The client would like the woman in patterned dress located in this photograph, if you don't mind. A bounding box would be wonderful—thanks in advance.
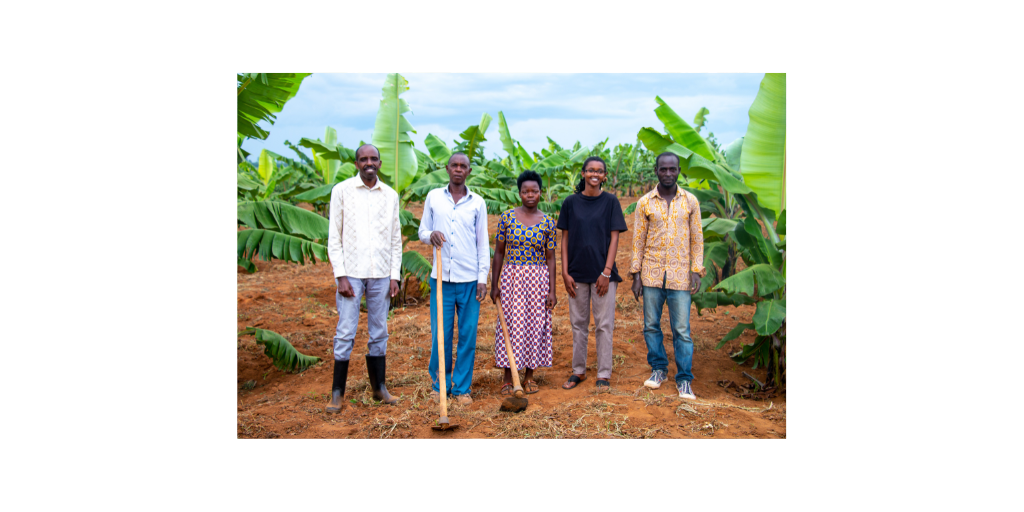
[490,170,558,395]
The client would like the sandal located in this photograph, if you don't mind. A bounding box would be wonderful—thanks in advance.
[524,380,539,394]
[596,379,610,392]
[500,383,513,396]
[562,374,586,390]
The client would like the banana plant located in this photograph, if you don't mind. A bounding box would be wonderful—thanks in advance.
[236,200,329,273]
[237,73,311,161]
[452,113,492,164]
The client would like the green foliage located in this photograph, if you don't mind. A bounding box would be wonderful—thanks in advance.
[237,73,311,141]
[753,299,786,336]
[402,250,433,284]
[713,263,785,298]
[740,73,786,216]
[238,327,320,372]
[371,73,418,193]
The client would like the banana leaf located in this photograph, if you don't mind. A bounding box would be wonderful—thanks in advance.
[459,113,492,162]
[777,209,786,236]
[517,142,534,169]
[654,96,716,161]
[424,134,452,164]
[713,263,785,297]
[237,73,311,140]
[257,149,276,185]
[237,200,329,241]
[402,250,433,284]
[723,137,744,172]
[693,107,710,132]
[741,73,786,216]
[371,73,418,193]
[716,322,755,349]
[291,182,337,204]
[753,299,786,336]
[407,170,450,198]
[238,327,320,372]
[237,229,327,266]
[743,216,783,268]
[497,111,520,173]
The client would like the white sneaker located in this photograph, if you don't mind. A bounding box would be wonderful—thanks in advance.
[644,370,667,389]
[677,380,696,400]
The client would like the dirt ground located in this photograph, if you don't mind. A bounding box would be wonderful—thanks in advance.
[237,197,785,439]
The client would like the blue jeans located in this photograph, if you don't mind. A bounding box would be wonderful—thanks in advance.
[642,285,694,383]
[428,278,480,395]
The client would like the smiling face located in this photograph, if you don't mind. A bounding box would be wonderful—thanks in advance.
[655,153,680,188]
[355,144,381,183]
[446,154,471,186]
[519,179,541,209]
[583,160,606,189]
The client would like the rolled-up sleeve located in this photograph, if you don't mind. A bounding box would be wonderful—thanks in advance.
[327,184,346,278]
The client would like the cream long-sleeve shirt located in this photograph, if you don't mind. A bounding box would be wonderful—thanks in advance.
[327,175,402,281]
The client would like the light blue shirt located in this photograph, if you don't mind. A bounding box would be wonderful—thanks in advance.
[418,185,490,283]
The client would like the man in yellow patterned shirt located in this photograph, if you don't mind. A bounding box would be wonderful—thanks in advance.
[629,152,705,400]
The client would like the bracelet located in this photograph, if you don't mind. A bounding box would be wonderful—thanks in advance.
[600,272,611,278]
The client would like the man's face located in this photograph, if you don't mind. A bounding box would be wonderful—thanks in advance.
[446,154,471,186]
[655,154,680,188]
[355,145,381,182]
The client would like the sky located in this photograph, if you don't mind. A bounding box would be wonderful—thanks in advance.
[241,73,766,162]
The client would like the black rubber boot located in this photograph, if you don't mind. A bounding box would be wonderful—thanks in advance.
[326,359,349,413]
[366,355,397,405]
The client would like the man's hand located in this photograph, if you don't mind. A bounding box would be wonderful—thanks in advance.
[337,276,354,298]
[476,283,487,302]
[490,285,500,304]
[562,272,577,299]
[689,272,702,294]
[631,273,643,301]
[546,290,557,310]
[429,231,447,247]
[390,279,400,298]
[596,274,610,297]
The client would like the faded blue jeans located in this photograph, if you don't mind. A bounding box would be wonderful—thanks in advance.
[642,285,694,383]
[428,278,480,396]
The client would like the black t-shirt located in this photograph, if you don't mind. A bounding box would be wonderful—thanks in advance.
[556,191,628,283]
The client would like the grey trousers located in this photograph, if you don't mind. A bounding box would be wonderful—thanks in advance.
[568,281,617,379]
[333,277,389,361]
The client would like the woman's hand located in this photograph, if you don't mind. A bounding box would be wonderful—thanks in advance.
[562,272,577,298]
[490,285,500,304]
[546,290,557,310]
[596,274,610,297]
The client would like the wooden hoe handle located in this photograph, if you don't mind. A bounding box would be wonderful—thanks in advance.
[435,247,448,420]
[495,296,524,397]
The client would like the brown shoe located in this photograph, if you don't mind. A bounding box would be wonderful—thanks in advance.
[455,394,473,406]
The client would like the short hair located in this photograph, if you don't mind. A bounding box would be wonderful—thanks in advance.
[655,151,680,168]
[355,144,380,159]
[447,152,469,165]
[517,170,543,191]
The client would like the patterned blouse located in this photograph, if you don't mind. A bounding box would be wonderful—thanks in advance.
[496,209,556,266]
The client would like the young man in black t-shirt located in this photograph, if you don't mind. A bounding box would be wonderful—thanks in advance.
[556,157,628,392]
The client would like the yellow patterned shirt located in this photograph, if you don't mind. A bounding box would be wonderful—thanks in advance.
[629,187,705,290]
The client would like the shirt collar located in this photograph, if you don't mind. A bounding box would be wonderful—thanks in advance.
[443,184,474,200]
[355,176,382,190]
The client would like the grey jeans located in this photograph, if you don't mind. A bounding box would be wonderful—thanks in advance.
[568,281,617,379]
[333,277,389,361]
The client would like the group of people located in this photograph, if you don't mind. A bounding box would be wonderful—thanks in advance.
[323,144,705,413]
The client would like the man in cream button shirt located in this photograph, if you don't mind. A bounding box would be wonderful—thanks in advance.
[325,144,402,412]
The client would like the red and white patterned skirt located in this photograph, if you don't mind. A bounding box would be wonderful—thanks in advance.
[494,264,553,369]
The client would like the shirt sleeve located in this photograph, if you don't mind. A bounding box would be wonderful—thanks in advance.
[555,196,571,231]
[687,193,705,276]
[327,184,346,278]
[496,211,507,243]
[629,196,648,275]
[418,190,433,244]
[391,190,402,281]
[476,198,490,283]
[609,193,628,232]
[546,218,556,250]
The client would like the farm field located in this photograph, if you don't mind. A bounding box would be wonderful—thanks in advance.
[236,197,786,439]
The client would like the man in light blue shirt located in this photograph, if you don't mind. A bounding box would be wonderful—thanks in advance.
[418,152,490,405]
